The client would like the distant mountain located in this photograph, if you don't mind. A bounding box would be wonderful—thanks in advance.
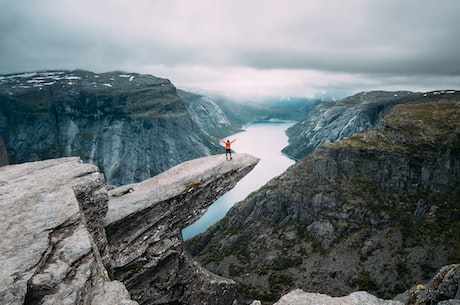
[0,70,240,185]
[0,70,318,185]
[282,90,459,160]
[188,92,460,303]
[209,94,320,125]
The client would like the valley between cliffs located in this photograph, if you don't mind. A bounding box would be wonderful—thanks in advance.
[188,96,460,304]
[0,70,240,186]
[1,71,459,305]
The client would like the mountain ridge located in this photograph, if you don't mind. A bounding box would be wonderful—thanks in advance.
[282,90,459,160]
[0,70,241,185]
[188,96,460,303]
[0,69,316,185]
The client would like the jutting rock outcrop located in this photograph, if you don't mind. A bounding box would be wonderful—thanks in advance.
[105,153,259,305]
[0,70,238,185]
[0,153,259,305]
[189,97,460,303]
[395,264,460,305]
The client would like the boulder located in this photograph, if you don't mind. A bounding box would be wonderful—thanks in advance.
[0,157,136,305]
[395,264,460,305]
[273,289,402,305]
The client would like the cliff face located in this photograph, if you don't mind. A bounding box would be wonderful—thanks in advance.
[273,264,460,305]
[282,90,459,160]
[0,153,259,305]
[0,70,237,185]
[105,153,259,305]
[0,134,8,166]
[0,157,136,305]
[188,98,460,303]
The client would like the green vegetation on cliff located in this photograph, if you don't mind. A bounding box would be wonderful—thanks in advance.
[188,97,460,304]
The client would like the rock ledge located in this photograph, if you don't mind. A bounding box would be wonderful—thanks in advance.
[0,153,259,305]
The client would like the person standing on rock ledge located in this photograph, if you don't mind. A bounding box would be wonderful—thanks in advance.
[221,139,236,160]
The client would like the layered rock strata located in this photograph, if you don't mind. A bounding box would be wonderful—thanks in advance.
[0,70,237,185]
[0,153,259,305]
[105,153,259,305]
[0,157,135,305]
[189,100,460,302]
[283,90,459,160]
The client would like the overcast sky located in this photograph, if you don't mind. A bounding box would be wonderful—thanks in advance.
[1,0,460,99]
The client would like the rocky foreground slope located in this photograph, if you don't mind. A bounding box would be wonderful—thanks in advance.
[0,70,239,185]
[189,97,460,303]
[0,153,259,305]
[271,262,459,305]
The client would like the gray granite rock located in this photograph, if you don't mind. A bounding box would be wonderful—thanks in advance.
[273,289,402,305]
[0,153,259,305]
[395,264,460,305]
[105,153,259,305]
[0,157,136,305]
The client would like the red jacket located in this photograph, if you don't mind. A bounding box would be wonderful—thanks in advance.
[222,139,236,149]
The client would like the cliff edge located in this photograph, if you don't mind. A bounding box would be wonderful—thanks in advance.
[0,153,259,305]
[105,153,259,304]
[283,90,459,160]
[0,70,239,185]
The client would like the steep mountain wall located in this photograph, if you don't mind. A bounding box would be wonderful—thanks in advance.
[188,98,460,303]
[282,90,459,160]
[0,70,237,185]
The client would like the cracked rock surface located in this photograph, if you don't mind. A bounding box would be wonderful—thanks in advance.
[0,157,135,305]
[105,153,259,305]
[0,153,259,305]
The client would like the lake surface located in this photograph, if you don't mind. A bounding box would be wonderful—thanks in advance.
[182,120,296,240]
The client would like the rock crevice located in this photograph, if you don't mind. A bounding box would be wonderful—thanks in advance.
[0,153,259,305]
[105,153,259,305]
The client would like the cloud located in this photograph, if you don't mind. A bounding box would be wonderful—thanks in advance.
[1,0,460,98]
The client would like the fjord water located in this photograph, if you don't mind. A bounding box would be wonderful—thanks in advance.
[182,120,296,240]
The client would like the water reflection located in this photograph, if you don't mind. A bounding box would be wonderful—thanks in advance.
[182,121,296,240]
